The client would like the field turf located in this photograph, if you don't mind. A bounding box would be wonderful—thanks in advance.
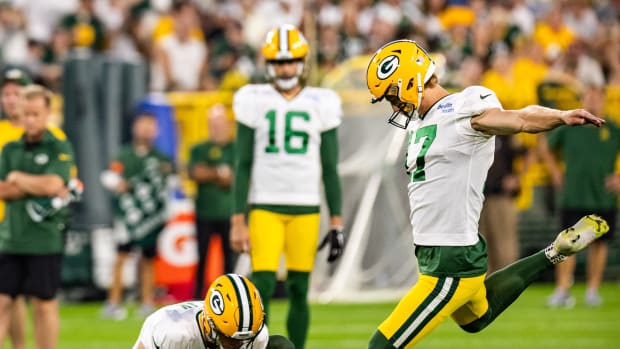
[13,283,619,348]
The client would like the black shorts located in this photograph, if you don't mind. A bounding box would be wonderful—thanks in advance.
[0,253,63,300]
[117,243,157,259]
[561,209,616,242]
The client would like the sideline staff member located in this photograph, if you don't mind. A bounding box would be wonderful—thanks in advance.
[0,85,75,349]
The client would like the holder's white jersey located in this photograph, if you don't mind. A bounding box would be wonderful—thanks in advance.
[233,84,342,206]
[133,301,269,349]
[405,86,502,246]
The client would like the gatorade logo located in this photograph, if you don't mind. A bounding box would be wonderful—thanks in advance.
[377,55,399,80]
[158,213,197,267]
[210,290,225,315]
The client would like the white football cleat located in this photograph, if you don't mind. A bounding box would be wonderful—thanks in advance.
[545,215,609,264]
[554,215,609,254]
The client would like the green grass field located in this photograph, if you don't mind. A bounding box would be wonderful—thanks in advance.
[14,283,620,348]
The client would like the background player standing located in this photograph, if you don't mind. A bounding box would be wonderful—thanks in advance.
[230,24,345,349]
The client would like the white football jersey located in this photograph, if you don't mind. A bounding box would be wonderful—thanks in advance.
[233,84,342,206]
[133,301,269,349]
[405,86,502,246]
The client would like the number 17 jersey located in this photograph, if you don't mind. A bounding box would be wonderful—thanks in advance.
[405,86,501,247]
[233,84,342,206]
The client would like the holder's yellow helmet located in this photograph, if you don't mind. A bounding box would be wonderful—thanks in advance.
[202,274,265,349]
[366,40,436,128]
[262,24,309,90]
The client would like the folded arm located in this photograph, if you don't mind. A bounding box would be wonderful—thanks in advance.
[0,181,26,200]
[6,171,65,197]
[189,164,218,183]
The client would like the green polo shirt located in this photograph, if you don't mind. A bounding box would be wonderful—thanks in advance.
[0,130,74,254]
[113,145,172,247]
[547,121,620,210]
[189,141,234,220]
[114,145,171,182]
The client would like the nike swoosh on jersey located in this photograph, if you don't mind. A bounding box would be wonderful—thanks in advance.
[153,338,161,349]
[480,94,492,99]
[58,153,71,161]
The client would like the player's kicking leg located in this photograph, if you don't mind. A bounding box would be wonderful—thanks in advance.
[459,214,609,333]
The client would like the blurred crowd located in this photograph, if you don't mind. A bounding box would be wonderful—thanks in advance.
[0,0,619,101]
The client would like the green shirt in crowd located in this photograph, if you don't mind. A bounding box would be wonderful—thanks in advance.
[0,130,75,254]
[547,120,620,210]
[112,145,172,247]
[189,141,234,220]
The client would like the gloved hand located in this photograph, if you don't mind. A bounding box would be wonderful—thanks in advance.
[318,226,345,263]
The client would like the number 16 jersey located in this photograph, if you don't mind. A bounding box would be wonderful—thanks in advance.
[233,84,342,207]
[405,86,501,247]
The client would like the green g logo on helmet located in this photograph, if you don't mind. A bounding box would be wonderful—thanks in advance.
[377,55,399,80]
[209,290,224,315]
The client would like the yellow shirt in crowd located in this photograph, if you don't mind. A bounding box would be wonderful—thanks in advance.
[534,23,575,56]
[152,16,204,43]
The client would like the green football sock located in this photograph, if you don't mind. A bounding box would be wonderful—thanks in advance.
[461,250,552,332]
[368,330,394,349]
[252,271,277,324]
[286,271,310,349]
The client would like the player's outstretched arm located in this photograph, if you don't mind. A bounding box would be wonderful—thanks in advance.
[471,106,605,135]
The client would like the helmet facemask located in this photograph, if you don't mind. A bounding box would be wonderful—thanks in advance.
[203,274,266,349]
[373,72,424,129]
[266,58,305,91]
[206,316,262,349]
[262,25,309,92]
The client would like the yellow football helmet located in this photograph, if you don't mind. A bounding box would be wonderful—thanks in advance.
[366,40,436,128]
[262,24,309,91]
[201,274,265,349]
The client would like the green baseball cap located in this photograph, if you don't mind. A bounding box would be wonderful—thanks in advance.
[1,68,32,87]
